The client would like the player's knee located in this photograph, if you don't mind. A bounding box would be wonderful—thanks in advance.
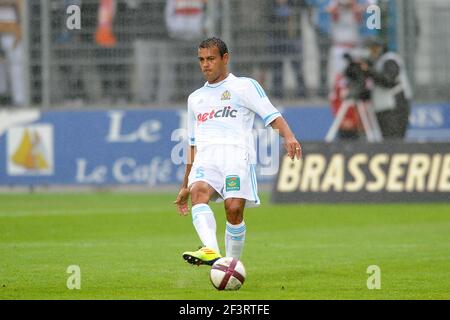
[225,204,244,224]
[190,183,210,205]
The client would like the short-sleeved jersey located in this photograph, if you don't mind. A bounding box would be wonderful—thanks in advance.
[187,73,281,161]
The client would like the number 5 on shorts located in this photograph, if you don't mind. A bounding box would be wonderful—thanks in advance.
[195,168,205,179]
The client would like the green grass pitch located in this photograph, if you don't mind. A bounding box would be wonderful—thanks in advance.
[0,193,449,300]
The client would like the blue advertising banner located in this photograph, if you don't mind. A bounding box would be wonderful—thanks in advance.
[0,109,185,186]
[406,103,450,142]
[1,103,449,186]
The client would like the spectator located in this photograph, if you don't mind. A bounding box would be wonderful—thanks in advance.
[93,1,134,103]
[164,0,208,101]
[306,0,332,98]
[361,37,413,139]
[327,0,364,91]
[268,0,307,99]
[0,0,24,107]
[95,0,116,48]
[165,0,208,41]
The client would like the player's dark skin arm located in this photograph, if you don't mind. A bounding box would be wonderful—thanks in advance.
[174,146,196,215]
[270,116,302,160]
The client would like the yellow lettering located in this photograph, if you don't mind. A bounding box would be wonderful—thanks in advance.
[405,154,430,192]
[300,154,326,192]
[367,154,389,192]
[321,154,344,192]
[386,154,409,192]
[345,154,368,192]
[427,154,442,192]
[438,154,450,192]
[277,156,302,192]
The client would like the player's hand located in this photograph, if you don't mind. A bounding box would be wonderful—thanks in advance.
[284,136,302,161]
[174,187,190,216]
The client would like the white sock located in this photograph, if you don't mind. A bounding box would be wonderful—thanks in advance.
[191,204,220,254]
[225,221,246,259]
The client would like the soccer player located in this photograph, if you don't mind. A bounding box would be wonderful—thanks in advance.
[174,37,302,266]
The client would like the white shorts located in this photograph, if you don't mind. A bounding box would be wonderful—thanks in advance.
[188,145,261,208]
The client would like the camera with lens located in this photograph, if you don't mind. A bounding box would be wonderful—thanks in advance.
[343,53,371,101]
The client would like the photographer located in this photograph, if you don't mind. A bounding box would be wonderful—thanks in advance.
[360,38,413,139]
[329,53,371,140]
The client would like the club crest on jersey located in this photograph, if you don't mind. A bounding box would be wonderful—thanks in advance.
[196,106,238,123]
[221,90,231,100]
[225,175,240,191]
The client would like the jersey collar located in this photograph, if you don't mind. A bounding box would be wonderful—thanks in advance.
[204,73,235,88]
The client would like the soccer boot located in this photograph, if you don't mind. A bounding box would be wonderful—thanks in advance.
[182,247,222,266]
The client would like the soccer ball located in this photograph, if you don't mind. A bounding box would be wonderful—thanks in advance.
[210,257,246,290]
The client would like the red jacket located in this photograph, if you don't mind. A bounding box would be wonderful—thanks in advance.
[330,74,362,131]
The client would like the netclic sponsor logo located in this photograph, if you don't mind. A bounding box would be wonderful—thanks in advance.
[197,106,238,123]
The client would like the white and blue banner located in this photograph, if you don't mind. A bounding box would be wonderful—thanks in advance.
[406,103,450,142]
[0,109,183,186]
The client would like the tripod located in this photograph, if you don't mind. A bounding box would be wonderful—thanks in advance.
[326,98,383,142]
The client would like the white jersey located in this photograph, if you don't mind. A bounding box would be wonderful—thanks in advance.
[330,8,360,45]
[187,73,281,162]
[165,0,206,40]
[0,6,17,23]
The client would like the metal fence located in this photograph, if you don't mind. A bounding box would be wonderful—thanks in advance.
[3,0,450,108]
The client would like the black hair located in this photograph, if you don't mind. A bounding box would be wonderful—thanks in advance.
[198,37,229,57]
